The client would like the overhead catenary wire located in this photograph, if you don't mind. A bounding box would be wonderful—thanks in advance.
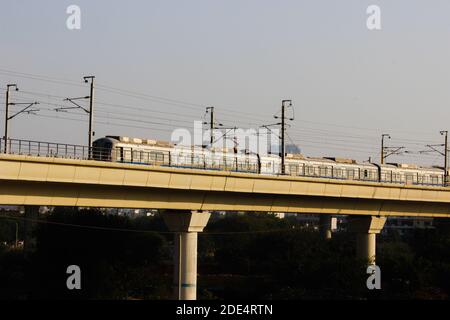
[0,68,446,133]
[0,75,444,142]
[0,106,442,164]
[9,91,440,149]
[1,68,447,166]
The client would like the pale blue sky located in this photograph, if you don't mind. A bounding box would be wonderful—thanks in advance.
[1,0,450,165]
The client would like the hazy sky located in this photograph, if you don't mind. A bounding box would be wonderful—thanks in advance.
[1,0,450,165]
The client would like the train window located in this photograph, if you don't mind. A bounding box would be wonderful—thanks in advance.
[148,152,163,163]
[298,165,305,176]
[382,172,392,182]
[335,168,343,177]
[385,172,390,182]
[363,170,368,178]
[157,152,165,162]
[347,169,354,179]
[289,164,299,176]
[405,174,414,185]
[431,176,439,185]
[306,166,315,176]
[319,166,327,177]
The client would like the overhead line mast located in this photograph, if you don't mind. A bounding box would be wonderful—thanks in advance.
[58,76,95,158]
[380,133,405,165]
[419,130,448,186]
[274,100,293,175]
[3,84,39,154]
[204,107,223,148]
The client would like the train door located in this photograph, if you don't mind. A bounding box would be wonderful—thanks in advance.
[431,175,439,185]
[347,168,355,180]
[405,174,414,185]
[289,164,299,176]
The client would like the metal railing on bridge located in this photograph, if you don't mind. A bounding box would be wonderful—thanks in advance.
[0,138,260,173]
[0,138,446,187]
[0,138,90,160]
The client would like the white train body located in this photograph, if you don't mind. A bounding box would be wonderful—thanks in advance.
[93,136,446,186]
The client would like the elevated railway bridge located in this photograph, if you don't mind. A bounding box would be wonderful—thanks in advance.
[1,138,450,299]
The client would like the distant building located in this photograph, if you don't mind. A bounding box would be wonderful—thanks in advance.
[384,217,434,235]
[269,143,301,155]
[286,144,301,154]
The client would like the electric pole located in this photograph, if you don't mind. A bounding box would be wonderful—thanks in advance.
[206,106,215,145]
[204,107,223,148]
[85,76,95,157]
[419,131,449,186]
[381,134,405,164]
[4,84,39,154]
[442,130,448,186]
[4,84,17,153]
[275,100,293,175]
[381,134,390,164]
[58,75,95,158]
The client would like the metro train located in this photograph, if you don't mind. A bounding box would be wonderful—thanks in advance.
[93,136,447,186]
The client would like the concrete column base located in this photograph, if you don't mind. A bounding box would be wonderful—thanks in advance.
[319,214,333,240]
[162,210,211,300]
[348,216,386,265]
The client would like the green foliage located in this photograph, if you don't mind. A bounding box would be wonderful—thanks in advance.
[1,210,450,299]
[0,208,170,299]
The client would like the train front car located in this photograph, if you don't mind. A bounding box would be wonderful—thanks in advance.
[93,136,172,166]
[92,136,119,162]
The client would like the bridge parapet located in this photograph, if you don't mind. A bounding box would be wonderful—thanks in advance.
[1,154,450,217]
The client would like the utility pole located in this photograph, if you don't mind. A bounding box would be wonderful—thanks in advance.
[4,84,17,153]
[381,134,390,164]
[275,100,293,175]
[381,134,405,165]
[204,107,223,148]
[206,106,215,145]
[85,76,95,156]
[281,101,285,174]
[419,131,449,186]
[58,75,95,158]
[4,84,39,154]
[442,130,448,186]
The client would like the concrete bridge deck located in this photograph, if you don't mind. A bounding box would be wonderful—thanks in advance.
[1,154,450,217]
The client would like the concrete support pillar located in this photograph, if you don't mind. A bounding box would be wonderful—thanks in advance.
[348,216,386,265]
[319,214,333,240]
[23,205,39,256]
[162,210,211,300]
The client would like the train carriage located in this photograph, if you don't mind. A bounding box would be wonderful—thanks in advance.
[93,136,446,187]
